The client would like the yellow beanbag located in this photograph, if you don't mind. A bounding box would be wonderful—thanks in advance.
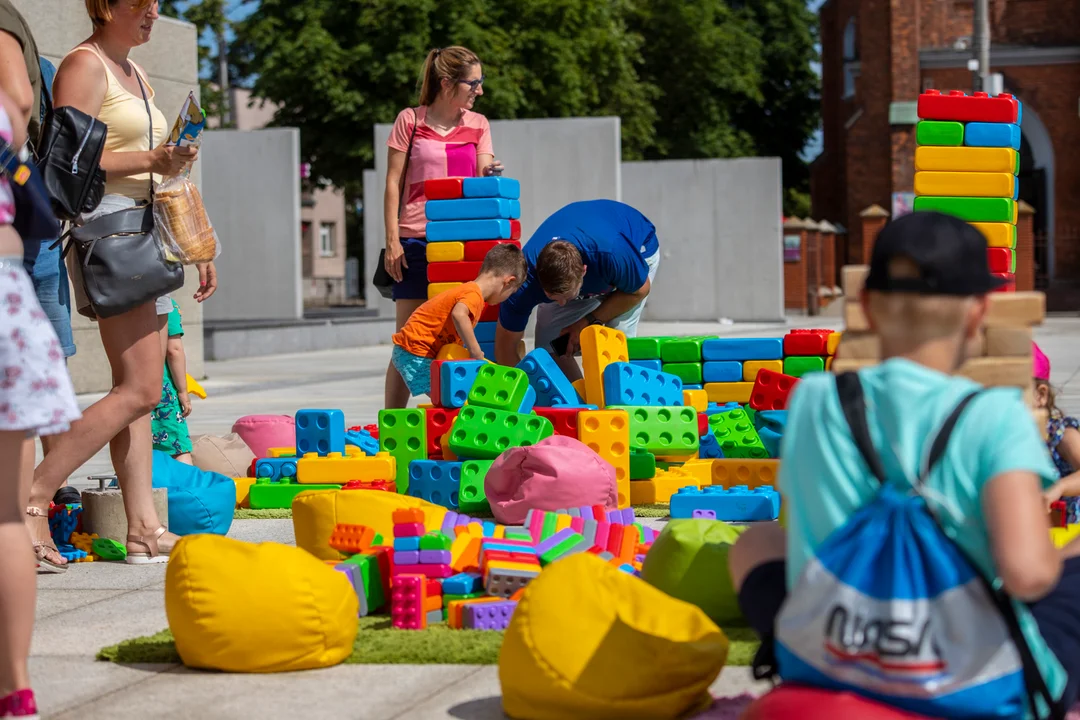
[166,535,358,672]
[499,553,728,719]
[292,488,449,561]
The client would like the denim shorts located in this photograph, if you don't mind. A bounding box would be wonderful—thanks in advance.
[391,238,430,301]
[22,239,75,358]
[391,344,433,398]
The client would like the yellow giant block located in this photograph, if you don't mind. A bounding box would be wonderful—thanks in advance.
[296,451,396,484]
[743,360,782,382]
[914,171,1015,198]
[579,326,629,408]
[427,281,461,300]
[705,382,754,404]
[914,146,1018,174]
[972,222,1017,249]
[578,409,631,508]
[427,241,465,262]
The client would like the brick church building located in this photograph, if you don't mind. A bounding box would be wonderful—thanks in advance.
[810,0,1080,306]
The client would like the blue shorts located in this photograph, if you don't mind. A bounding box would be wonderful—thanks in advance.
[391,344,432,398]
[391,238,429,301]
[22,239,75,358]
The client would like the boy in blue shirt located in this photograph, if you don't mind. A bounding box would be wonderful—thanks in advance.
[494,199,660,378]
[729,211,1080,715]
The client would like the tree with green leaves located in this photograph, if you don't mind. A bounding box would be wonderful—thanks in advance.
[158,0,233,126]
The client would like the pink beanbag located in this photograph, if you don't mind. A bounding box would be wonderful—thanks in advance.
[231,415,295,459]
[742,685,933,720]
[484,435,617,525]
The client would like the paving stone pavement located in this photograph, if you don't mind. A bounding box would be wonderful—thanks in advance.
[31,316,1080,718]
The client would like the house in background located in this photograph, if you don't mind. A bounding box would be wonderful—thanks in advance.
[811,0,1080,308]
[223,87,348,307]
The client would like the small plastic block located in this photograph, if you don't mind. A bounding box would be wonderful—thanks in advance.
[424,178,463,200]
[395,550,420,566]
[394,563,454,578]
[394,536,421,552]
[420,549,452,564]
[341,479,396,493]
[710,458,779,489]
[699,430,725,459]
[248,483,339,509]
[580,325,629,408]
[662,362,703,385]
[660,337,707,363]
[329,524,376,555]
[447,406,554,459]
[426,260,481,283]
[394,523,425,538]
[426,219,513,242]
[343,428,380,456]
[426,197,521,222]
[709,408,768,459]
[406,460,461,509]
[444,572,483,595]
[602,362,683,407]
[255,457,298,482]
[912,196,1016,223]
[914,171,1015,198]
[419,532,452,551]
[916,90,1019,124]
[485,566,539,597]
[439,360,486,408]
[623,406,699,456]
[704,382,754,404]
[627,336,674,360]
[426,241,465,263]
[450,534,481,572]
[914,146,1017,174]
[464,600,518,630]
[783,329,831,356]
[964,122,1022,150]
[459,459,494,514]
[629,447,656,480]
[504,527,532,542]
[463,239,522,261]
[379,409,428,493]
[295,409,346,457]
[703,361,742,383]
[782,356,824,378]
[670,485,781,521]
[532,407,581,438]
[461,176,521,199]
[916,120,964,146]
[424,407,460,455]
[391,574,426,629]
[468,364,531,412]
[988,247,1015,274]
[701,337,783,362]
[972,222,1017,249]
[296,452,396,484]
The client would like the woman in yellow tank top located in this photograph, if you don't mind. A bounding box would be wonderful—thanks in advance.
[24,0,219,570]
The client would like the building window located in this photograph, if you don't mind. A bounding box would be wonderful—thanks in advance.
[842,18,859,99]
[319,222,336,257]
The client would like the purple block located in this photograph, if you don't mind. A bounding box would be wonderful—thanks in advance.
[441,511,459,537]
[464,600,518,630]
[535,528,577,555]
[579,506,591,518]
[619,508,636,525]
[692,509,717,520]
[395,550,420,565]
[606,510,620,524]
[420,549,452,564]
[455,515,471,527]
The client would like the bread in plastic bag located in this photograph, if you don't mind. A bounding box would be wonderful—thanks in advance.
[153,175,220,265]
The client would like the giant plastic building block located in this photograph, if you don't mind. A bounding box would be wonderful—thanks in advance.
[913,196,1016,223]
[743,360,783,382]
[663,363,703,385]
[424,178,463,199]
[426,260,481,283]
[467,363,531,412]
[474,322,498,344]
[702,361,742,383]
[407,460,462,509]
[699,430,724,460]
[391,574,427,629]
[425,407,459,455]
[988,248,1015,274]
[602,362,683,407]
[248,482,339,509]
[627,336,674,360]
[447,406,554,459]
[532,406,581,438]
[710,458,779,489]
[378,409,428,493]
[459,460,494,514]
[914,146,1018,174]
[463,239,521,261]
[683,389,708,412]
[704,382,753,404]
[426,198,521,222]
[517,349,581,407]
[972,222,1017,249]
[660,337,707,363]
[914,171,1015,198]
[295,409,345,456]
[255,457,298,482]
[965,122,1021,150]
[708,408,768,459]
[427,241,464,263]
[344,429,380,457]
[783,329,831,356]
[440,360,486,408]
[578,410,631,508]
[623,406,699,456]
[701,337,782,362]
[296,452,396,484]
[426,219,513,242]
[750,368,799,411]
[464,600,518,630]
[916,120,963,146]
[580,326,629,408]
[461,176,521,199]
[782,356,824,378]
[670,485,780,521]
[427,281,460,300]
[916,90,1020,124]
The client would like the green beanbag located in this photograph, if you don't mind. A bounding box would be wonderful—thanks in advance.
[640,519,748,625]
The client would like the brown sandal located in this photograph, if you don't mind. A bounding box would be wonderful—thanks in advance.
[125,526,171,565]
[26,507,67,574]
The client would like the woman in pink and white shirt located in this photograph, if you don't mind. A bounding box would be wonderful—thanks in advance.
[383,45,501,407]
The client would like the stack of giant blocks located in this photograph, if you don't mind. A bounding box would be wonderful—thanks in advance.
[913,90,1022,291]
[327,504,657,631]
[424,176,522,359]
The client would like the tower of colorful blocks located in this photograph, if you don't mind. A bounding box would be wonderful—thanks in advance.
[914,90,1022,291]
[424,176,523,359]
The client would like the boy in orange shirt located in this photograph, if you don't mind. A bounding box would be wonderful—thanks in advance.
[387,244,527,407]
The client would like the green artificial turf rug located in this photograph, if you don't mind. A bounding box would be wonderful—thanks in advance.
[633,503,672,519]
[233,508,292,520]
[98,619,758,666]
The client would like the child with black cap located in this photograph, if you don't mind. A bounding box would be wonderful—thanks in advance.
[727,211,1080,716]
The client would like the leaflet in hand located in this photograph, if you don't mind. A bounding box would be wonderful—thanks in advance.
[168,92,206,148]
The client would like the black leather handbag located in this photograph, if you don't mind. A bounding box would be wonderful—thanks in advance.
[64,70,183,319]
[36,80,107,222]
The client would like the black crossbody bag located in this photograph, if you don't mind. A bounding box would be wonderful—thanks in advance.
[373,108,418,299]
[63,69,183,319]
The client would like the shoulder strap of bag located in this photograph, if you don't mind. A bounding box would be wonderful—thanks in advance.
[835,371,1065,720]
[397,108,419,221]
[132,67,154,202]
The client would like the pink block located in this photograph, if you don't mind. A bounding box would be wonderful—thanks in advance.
[593,521,611,551]
[394,522,425,537]
[570,516,585,533]
[528,511,546,542]
[391,574,425,630]
[393,563,454,578]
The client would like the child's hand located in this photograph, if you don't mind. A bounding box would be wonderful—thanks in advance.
[1043,483,1064,513]
[178,392,192,418]
[470,350,486,361]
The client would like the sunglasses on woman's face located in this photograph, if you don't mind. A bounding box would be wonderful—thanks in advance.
[458,76,486,92]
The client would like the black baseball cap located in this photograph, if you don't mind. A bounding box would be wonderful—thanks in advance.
[863,211,1007,295]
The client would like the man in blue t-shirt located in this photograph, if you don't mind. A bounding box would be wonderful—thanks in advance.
[494,199,660,378]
